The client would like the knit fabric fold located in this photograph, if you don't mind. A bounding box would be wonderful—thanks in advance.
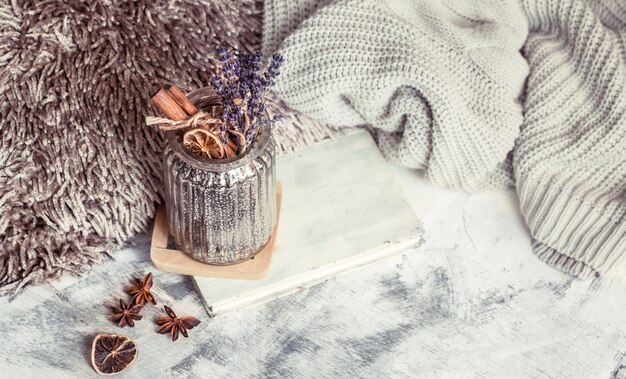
[262,0,626,278]
[264,0,529,191]
[515,0,626,278]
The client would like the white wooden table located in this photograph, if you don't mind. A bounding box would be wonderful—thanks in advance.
[2,166,626,378]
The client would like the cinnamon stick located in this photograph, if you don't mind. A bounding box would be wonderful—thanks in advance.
[225,144,237,158]
[151,88,188,121]
[167,85,199,116]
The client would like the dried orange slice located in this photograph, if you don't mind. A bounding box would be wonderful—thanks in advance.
[91,333,137,376]
[182,128,225,159]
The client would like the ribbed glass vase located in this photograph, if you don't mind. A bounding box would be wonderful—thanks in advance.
[161,87,276,265]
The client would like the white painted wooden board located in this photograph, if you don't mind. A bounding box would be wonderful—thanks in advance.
[193,131,423,315]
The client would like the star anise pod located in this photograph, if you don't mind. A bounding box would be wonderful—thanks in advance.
[155,305,201,341]
[126,272,156,305]
[110,299,143,328]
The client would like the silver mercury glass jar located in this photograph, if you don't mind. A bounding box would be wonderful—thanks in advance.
[162,87,276,265]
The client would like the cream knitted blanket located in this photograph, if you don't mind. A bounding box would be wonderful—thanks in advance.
[262,0,626,278]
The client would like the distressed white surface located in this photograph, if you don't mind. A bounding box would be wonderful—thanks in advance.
[2,165,626,378]
[195,131,422,314]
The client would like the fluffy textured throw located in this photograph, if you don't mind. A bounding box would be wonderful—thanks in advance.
[0,0,336,295]
[263,0,626,278]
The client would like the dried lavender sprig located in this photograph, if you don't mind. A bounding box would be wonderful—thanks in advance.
[210,47,284,153]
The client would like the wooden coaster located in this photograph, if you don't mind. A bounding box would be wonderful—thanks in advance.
[150,182,282,280]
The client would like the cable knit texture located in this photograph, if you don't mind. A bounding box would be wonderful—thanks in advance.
[262,0,626,278]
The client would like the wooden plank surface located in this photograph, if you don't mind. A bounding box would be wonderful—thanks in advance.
[2,165,626,378]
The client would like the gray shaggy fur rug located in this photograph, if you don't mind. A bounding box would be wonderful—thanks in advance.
[0,0,336,295]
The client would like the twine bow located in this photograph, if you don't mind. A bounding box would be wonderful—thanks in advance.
[145,111,221,131]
